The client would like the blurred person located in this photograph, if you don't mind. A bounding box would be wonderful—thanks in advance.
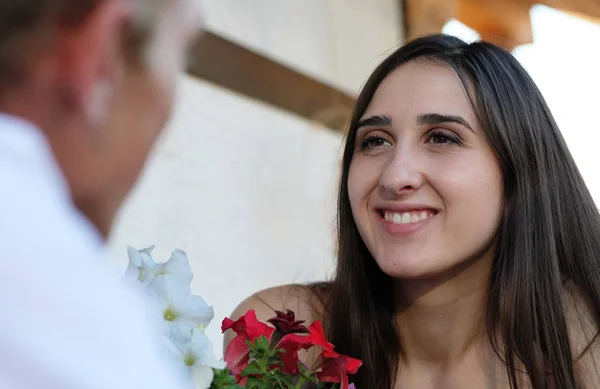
[0,0,202,387]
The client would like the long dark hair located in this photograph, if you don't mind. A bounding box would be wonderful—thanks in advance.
[315,34,600,388]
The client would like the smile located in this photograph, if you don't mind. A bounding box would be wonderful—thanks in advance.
[379,209,437,225]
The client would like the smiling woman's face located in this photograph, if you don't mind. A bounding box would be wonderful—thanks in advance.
[348,60,504,280]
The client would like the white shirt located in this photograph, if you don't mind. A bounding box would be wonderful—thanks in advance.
[0,113,186,388]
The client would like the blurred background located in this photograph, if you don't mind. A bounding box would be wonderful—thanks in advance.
[108,0,600,355]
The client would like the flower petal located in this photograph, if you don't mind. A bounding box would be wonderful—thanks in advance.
[308,321,336,355]
[222,310,276,378]
[162,249,193,285]
[317,354,362,389]
[125,246,160,285]
[221,310,274,340]
[146,276,175,308]
[221,317,235,332]
[127,246,144,267]
[223,335,251,375]
[277,333,312,374]
[192,364,214,389]
[267,309,309,335]
[243,310,275,340]
[175,294,214,328]
[189,328,226,369]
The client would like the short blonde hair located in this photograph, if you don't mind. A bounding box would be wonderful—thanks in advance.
[0,0,166,85]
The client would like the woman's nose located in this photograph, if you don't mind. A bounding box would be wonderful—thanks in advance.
[378,147,424,196]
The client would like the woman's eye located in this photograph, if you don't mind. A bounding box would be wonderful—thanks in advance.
[360,136,392,150]
[426,131,460,145]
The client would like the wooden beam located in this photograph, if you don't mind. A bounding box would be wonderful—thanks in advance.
[404,0,533,50]
[458,0,533,50]
[186,31,355,133]
[404,0,456,42]
[404,0,600,51]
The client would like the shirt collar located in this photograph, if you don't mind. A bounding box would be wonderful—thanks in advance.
[0,112,69,195]
[0,112,105,248]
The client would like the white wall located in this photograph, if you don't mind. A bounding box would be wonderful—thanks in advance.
[444,6,600,204]
[109,77,342,356]
[109,1,403,355]
[201,0,403,94]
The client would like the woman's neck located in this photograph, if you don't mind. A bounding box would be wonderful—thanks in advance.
[394,252,493,367]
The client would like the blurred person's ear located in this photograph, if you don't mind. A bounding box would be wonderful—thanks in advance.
[56,0,132,127]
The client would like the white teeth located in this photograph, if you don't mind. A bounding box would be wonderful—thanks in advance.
[401,213,411,224]
[383,210,434,225]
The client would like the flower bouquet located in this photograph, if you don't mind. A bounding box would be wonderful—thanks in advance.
[125,247,361,389]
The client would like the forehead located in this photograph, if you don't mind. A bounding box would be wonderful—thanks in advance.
[363,60,477,125]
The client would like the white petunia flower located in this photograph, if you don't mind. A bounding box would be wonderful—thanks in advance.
[125,245,159,285]
[124,246,217,389]
[185,329,225,389]
[155,249,193,290]
[147,275,214,335]
[193,365,215,389]
[165,328,225,389]
[126,247,193,292]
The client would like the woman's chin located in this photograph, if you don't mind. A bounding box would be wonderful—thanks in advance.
[377,257,432,279]
[375,253,451,280]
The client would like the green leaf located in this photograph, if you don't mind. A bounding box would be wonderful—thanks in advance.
[278,373,294,386]
[246,376,267,389]
[241,364,264,377]
[252,335,270,350]
[298,363,308,375]
[209,367,244,389]
[249,335,273,362]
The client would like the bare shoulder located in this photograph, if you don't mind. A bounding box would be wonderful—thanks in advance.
[562,283,600,388]
[222,284,326,351]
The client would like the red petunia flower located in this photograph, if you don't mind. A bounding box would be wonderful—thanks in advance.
[317,353,362,389]
[221,309,275,377]
[306,321,362,389]
[276,333,313,375]
[305,321,335,355]
[267,309,309,335]
[275,321,362,388]
[223,310,362,389]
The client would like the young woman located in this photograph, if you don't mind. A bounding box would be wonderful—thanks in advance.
[225,34,600,389]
